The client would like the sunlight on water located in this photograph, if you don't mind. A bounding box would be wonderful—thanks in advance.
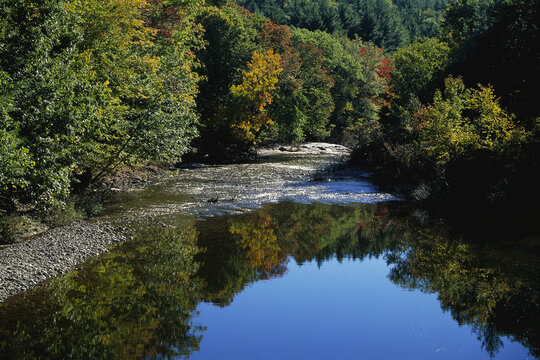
[102,153,399,220]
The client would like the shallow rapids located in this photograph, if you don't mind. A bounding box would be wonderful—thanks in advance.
[103,145,398,220]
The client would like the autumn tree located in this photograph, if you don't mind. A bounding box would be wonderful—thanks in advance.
[194,4,261,154]
[336,41,393,148]
[412,76,522,165]
[229,49,282,145]
[260,23,334,143]
[230,212,282,273]
[259,22,305,142]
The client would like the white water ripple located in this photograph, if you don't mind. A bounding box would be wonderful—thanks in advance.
[102,150,400,220]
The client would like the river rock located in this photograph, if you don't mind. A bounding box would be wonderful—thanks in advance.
[0,222,127,302]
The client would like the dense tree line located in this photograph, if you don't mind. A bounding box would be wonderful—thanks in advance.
[353,0,539,213]
[237,0,447,50]
[193,3,391,154]
[1,0,391,216]
[1,0,538,220]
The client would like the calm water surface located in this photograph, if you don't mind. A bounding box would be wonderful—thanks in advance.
[0,152,539,359]
[193,258,526,360]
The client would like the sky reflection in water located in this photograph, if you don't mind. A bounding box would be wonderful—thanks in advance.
[189,202,539,359]
[192,257,529,360]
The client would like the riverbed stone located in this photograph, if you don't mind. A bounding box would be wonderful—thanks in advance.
[0,222,127,302]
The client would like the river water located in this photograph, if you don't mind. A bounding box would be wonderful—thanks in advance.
[1,150,539,359]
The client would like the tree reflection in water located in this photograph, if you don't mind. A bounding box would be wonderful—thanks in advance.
[386,226,540,357]
[0,227,205,359]
[1,201,539,358]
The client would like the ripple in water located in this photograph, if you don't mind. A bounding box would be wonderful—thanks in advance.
[102,152,399,220]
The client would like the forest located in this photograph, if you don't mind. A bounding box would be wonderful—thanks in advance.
[1,0,538,224]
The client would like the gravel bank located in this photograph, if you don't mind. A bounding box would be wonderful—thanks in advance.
[0,222,127,302]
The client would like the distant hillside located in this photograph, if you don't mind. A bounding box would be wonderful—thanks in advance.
[237,0,447,51]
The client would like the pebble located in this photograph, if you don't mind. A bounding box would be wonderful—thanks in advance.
[0,222,127,302]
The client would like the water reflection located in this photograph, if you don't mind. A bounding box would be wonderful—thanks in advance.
[386,230,540,357]
[1,202,539,359]
[0,228,205,359]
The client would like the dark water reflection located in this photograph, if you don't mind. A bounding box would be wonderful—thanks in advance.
[1,202,539,359]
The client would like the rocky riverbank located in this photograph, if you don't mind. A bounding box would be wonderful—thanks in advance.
[0,222,127,302]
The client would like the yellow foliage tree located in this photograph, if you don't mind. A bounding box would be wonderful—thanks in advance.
[467,85,517,149]
[230,213,281,273]
[413,77,523,165]
[229,49,282,143]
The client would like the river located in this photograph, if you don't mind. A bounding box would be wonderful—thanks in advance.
[0,147,539,359]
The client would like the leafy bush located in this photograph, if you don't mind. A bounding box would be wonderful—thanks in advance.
[412,76,523,165]
[0,215,47,244]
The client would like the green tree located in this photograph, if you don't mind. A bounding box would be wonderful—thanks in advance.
[295,42,335,140]
[391,38,450,105]
[259,23,334,143]
[339,0,409,51]
[289,29,392,145]
[440,0,539,123]
[260,22,307,143]
[0,0,201,211]
[195,4,262,153]
[0,71,34,211]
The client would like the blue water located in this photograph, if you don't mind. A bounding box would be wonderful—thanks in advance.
[192,257,530,360]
